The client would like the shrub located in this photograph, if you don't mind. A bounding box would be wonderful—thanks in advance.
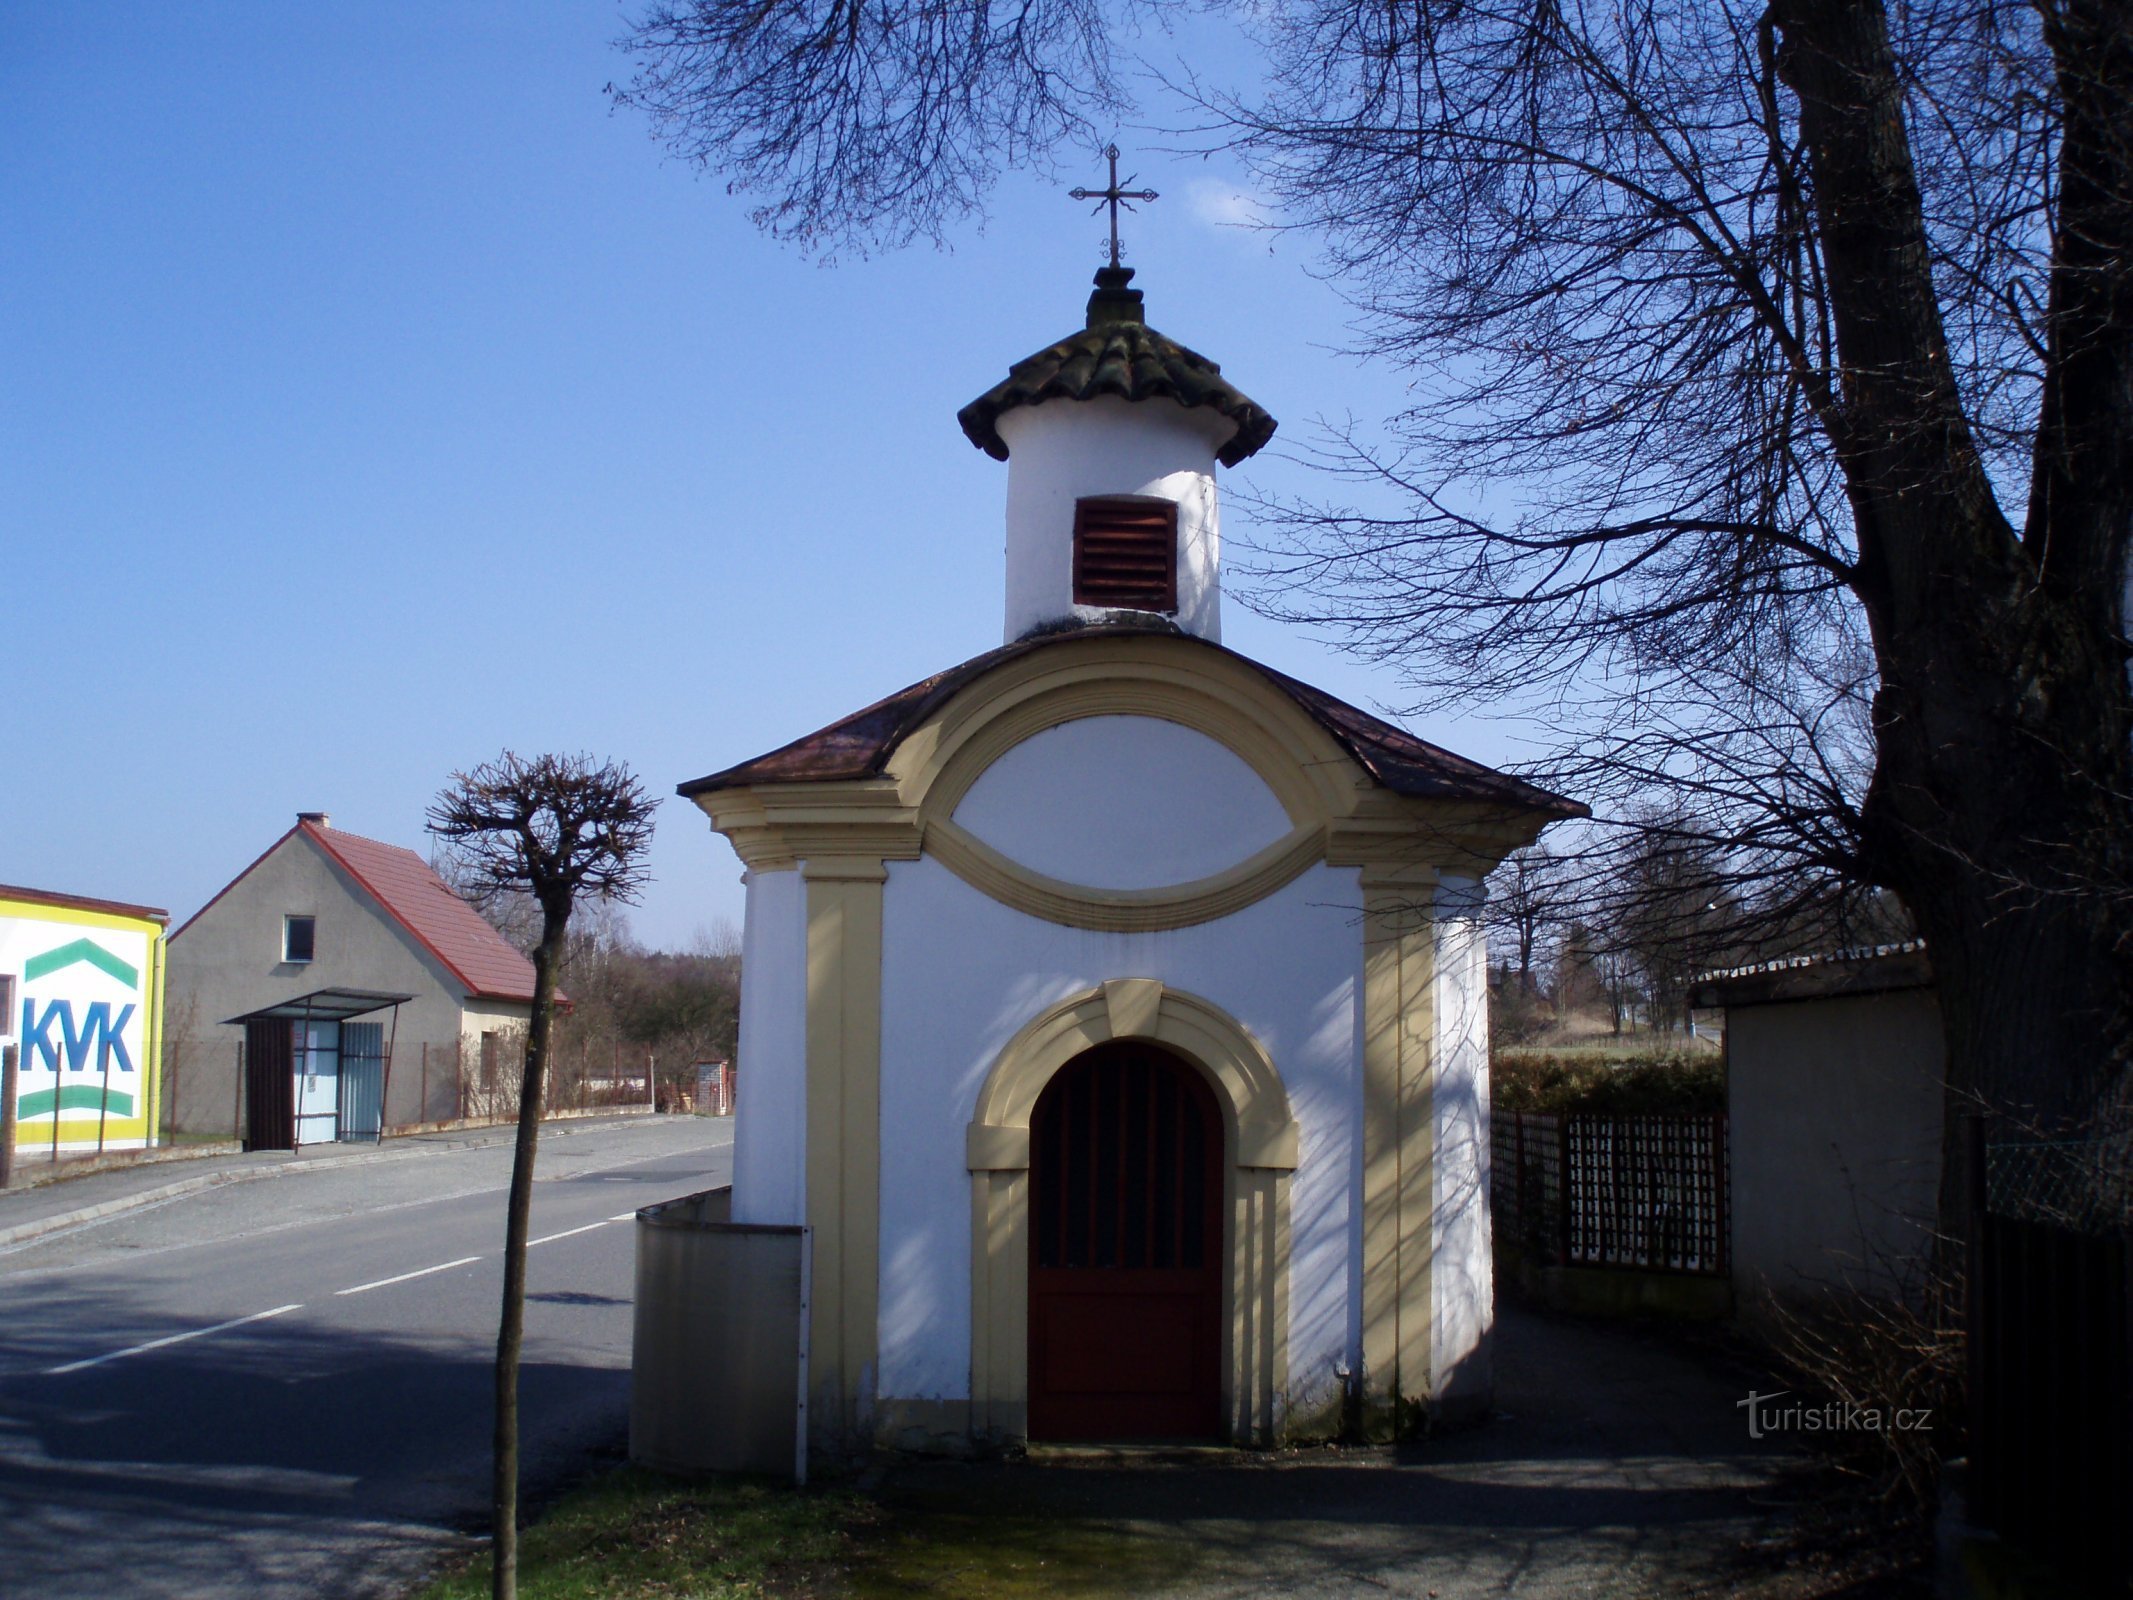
[1493,1052,1723,1115]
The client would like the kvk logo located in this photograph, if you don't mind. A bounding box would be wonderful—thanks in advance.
[18,938,141,1120]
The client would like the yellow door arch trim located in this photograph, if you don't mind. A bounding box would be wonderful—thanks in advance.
[963,979,1294,1444]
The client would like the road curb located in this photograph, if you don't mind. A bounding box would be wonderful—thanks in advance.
[0,1116,681,1251]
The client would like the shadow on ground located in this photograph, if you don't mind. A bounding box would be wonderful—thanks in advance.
[0,1288,622,1600]
[859,1305,1831,1600]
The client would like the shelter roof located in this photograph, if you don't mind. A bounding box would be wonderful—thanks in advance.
[957,269,1277,468]
[678,623,1585,819]
[222,988,416,1026]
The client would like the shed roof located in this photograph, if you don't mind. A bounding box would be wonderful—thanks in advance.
[679,623,1585,820]
[957,268,1277,469]
[0,882,168,924]
[1689,941,1932,1009]
[172,821,541,1005]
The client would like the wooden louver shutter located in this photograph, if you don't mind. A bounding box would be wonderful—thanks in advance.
[1073,497,1178,612]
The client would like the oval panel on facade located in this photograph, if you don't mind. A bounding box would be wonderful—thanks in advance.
[949,715,1293,889]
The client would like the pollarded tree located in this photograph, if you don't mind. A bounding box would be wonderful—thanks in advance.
[428,753,656,1600]
[611,0,2133,1152]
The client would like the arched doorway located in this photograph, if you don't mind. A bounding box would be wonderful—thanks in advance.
[1026,1041,1223,1441]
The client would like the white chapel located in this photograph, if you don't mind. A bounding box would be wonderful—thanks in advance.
[678,259,1583,1458]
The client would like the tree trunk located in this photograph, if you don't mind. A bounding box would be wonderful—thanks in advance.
[493,919,564,1600]
[1773,0,2133,1188]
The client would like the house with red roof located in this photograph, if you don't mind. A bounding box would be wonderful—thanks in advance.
[164,812,539,1147]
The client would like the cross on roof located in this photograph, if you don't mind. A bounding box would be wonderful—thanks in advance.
[1070,145,1158,269]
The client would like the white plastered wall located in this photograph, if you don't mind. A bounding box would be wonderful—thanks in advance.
[1727,987,1944,1300]
[731,867,808,1226]
[997,396,1234,643]
[951,716,1291,888]
[1428,876,1493,1412]
[875,858,1362,1427]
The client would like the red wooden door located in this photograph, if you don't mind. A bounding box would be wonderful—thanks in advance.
[1028,1042,1223,1441]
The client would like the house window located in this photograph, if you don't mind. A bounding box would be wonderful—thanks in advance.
[1073,497,1178,613]
[480,1031,501,1092]
[283,915,316,963]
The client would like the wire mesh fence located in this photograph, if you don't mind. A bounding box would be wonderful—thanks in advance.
[1494,1110,1729,1275]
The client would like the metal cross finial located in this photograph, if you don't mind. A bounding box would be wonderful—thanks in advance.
[1070,145,1158,269]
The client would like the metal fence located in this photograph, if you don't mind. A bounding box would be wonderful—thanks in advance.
[1968,1119,2132,1590]
[1494,1110,1729,1275]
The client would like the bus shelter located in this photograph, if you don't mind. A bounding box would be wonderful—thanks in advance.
[226,988,410,1151]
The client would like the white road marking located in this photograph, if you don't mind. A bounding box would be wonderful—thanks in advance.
[608,1213,637,1223]
[334,1255,484,1296]
[526,1220,614,1248]
[48,1303,303,1375]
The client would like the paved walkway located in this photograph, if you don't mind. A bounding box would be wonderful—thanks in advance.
[871,1305,1812,1599]
[0,1113,664,1250]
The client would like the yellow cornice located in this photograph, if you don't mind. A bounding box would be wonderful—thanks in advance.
[692,781,920,873]
[692,635,1551,918]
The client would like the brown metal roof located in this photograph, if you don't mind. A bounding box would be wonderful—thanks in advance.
[679,625,1585,819]
[0,883,168,923]
[957,269,1278,469]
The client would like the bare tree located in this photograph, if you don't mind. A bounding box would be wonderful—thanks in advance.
[1221,0,2132,1143]
[428,753,656,1600]
[609,1,2132,1158]
[1487,845,1572,994]
[608,0,1125,254]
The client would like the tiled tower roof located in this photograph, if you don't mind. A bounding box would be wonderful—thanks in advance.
[957,268,1278,468]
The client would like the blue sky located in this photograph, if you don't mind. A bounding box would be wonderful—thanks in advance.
[4,4,1528,948]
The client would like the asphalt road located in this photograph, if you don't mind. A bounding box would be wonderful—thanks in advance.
[0,1115,733,1600]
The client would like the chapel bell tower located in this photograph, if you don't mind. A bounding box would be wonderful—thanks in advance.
[957,264,1276,644]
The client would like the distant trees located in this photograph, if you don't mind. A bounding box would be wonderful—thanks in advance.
[1485,821,1879,1040]
[434,856,742,1101]
[428,753,656,1600]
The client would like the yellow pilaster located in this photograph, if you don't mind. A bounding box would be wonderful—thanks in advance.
[802,856,886,1452]
[1359,865,1437,1435]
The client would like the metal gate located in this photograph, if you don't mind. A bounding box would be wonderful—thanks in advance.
[242,1018,294,1151]
[338,1021,386,1142]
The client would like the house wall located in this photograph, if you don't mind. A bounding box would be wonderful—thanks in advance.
[876,855,1364,1431]
[1727,986,1945,1301]
[0,898,165,1156]
[165,833,477,1136]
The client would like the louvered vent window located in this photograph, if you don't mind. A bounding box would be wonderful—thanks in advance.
[1073,497,1178,613]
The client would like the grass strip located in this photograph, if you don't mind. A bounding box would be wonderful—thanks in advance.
[411,1469,862,1599]
[409,1462,1202,1600]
